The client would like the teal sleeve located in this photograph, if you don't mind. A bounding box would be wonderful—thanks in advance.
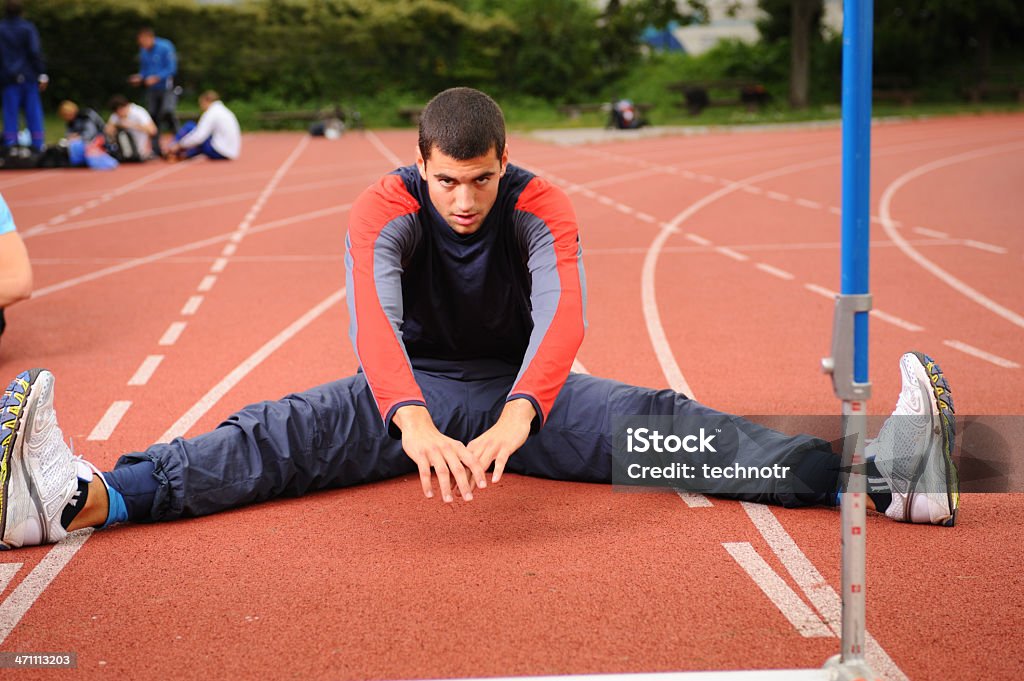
[0,195,17,236]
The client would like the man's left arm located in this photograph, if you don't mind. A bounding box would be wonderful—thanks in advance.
[467,177,586,481]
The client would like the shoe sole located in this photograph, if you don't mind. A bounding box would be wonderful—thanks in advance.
[0,368,44,549]
[909,351,959,526]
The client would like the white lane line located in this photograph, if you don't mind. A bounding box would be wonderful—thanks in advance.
[87,401,132,441]
[766,191,790,202]
[828,206,842,216]
[0,563,22,594]
[942,340,1020,369]
[642,154,845,403]
[198,275,217,292]
[741,185,764,195]
[962,239,1007,254]
[795,198,822,210]
[740,502,910,681]
[0,530,93,645]
[158,288,346,442]
[676,490,713,507]
[181,295,204,316]
[29,204,352,300]
[912,227,949,239]
[222,243,238,257]
[211,258,228,273]
[365,129,404,166]
[0,170,57,190]
[615,202,634,215]
[755,263,795,281]
[697,174,717,183]
[879,141,1024,330]
[804,283,837,299]
[636,212,657,223]
[723,542,833,638]
[570,358,588,374]
[127,355,164,386]
[869,309,924,333]
[159,321,187,346]
[685,233,712,247]
[598,195,615,207]
[715,246,749,262]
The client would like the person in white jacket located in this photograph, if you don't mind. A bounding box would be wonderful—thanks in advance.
[167,90,240,161]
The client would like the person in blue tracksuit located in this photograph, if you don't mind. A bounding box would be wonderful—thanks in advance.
[0,0,48,151]
[0,88,961,551]
[128,26,177,156]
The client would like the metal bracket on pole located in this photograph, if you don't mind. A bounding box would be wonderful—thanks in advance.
[821,293,873,401]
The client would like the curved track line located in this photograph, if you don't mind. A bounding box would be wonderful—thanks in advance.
[878,140,1024,329]
[643,154,843,398]
[365,130,404,166]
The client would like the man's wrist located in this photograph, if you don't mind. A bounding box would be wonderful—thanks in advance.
[501,398,537,427]
[392,404,433,433]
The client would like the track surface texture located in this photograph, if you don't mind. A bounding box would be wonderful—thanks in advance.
[0,114,1021,680]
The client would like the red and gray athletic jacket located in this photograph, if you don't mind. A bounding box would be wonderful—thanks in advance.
[345,163,587,435]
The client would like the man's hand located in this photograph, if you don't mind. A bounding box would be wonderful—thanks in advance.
[144,75,160,87]
[393,405,487,503]
[467,399,535,484]
[128,74,142,86]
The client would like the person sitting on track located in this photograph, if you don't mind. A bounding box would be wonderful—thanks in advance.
[0,87,960,550]
[165,90,240,162]
[57,100,107,145]
[0,191,33,349]
[105,94,157,162]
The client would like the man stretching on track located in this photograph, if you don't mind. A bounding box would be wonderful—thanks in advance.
[0,88,959,550]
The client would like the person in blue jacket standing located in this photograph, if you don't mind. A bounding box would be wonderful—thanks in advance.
[0,0,49,151]
[128,26,177,157]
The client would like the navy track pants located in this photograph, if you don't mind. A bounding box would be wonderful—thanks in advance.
[109,369,840,522]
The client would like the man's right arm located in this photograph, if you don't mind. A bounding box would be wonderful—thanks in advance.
[345,175,486,501]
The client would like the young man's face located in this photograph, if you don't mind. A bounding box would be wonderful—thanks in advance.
[115,105,130,118]
[417,144,508,235]
[138,32,155,50]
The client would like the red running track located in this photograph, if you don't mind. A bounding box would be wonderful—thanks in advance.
[0,114,1021,680]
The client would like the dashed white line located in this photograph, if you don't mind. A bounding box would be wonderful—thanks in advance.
[755,263,795,280]
[912,227,949,239]
[597,195,615,206]
[869,309,924,332]
[158,288,347,442]
[198,275,217,292]
[697,174,717,183]
[741,185,764,195]
[87,401,132,441]
[715,246,749,262]
[615,203,634,215]
[222,243,238,257]
[181,295,204,316]
[766,191,790,202]
[962,239,1007,254]
[211,258,228,273]
[159,321,187,346]
[127,355,164,386]
[723,542,833,638]
[795,198,822,210]
[676,490,713,508]
[942,340,1020,369]
[828,206,842,216]
[636,212,657,223]
[804,283,837,299]
[685,233,712,247]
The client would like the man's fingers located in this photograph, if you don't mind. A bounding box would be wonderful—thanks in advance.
[492,450,511,484]
[429,454,455,503]
[458,446,488,489]
[415,459,434,499]
[442,446,474,501]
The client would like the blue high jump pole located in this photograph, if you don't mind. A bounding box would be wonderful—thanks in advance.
[821,0,877,678]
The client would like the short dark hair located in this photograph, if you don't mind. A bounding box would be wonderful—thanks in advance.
[417,87,505,162]
[5,0,23,18]
[109,94,129,111]
[138,26,154,36]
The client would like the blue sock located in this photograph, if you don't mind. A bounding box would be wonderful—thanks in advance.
[103,483,128,529]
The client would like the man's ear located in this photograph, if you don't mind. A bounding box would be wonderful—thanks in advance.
[500,144,509,175]
[416,147,428,180]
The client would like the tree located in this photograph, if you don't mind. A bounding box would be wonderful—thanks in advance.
[758,0,824,109]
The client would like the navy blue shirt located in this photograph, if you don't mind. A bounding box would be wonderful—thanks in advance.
[0,16,46,86]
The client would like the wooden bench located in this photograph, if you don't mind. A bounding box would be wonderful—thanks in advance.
[397,106,425,126]
[873,76,917,106]
[668,81,771,115]
[255,105,362,129]
[962,82,1024,104]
